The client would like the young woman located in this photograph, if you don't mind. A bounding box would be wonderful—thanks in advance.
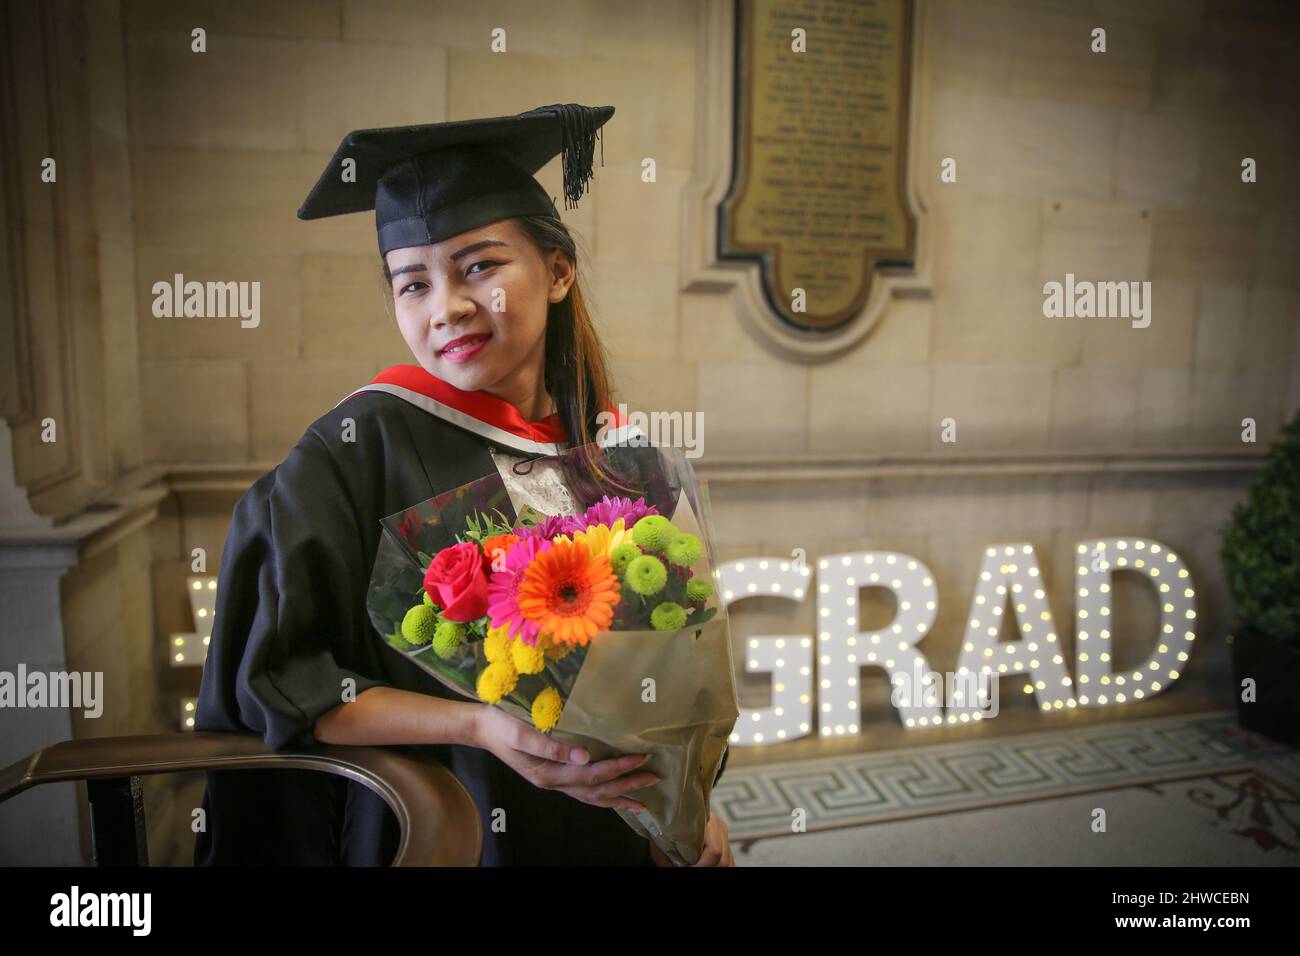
[193,104,733,866]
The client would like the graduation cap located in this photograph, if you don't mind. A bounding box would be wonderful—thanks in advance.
[298,103,613,257]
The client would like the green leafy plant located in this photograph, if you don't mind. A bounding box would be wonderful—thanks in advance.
[458,508,516,544]
[1220,408,1300,645]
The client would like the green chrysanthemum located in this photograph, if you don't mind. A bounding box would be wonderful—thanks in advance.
[631,514,677,553]
[685,577,713,601]
[422,590,435,607]
[664,532,703,567]
[401,604,438,645]
[650,601,687,631]
[610,542,641,575]
[432,619,466,659]
[625,554,668,596]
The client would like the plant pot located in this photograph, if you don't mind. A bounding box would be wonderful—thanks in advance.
[1230,626,1300,749]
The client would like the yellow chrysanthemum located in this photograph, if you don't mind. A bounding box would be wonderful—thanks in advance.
[567,518,628,559]
[531,687,564,732]
[483,624,514,663]
[511,637,547,675]
[476,659,518,703]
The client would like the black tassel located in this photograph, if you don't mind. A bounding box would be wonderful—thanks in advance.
[534,103,604,210]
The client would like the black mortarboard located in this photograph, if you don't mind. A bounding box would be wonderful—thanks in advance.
[298,103,613,257]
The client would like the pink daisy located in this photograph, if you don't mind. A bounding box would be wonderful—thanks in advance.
[486,535,553,644]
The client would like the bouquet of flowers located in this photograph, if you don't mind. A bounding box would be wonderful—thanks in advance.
[365,443,738,865]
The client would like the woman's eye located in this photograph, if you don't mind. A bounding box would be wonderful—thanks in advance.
[466,259,500,276]
[398,281,426,296]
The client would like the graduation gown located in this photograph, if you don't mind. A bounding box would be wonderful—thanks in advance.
[193,365,726,866]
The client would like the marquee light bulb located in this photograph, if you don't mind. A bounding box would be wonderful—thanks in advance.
[1074,538,1196,710]
[718,557,814,746]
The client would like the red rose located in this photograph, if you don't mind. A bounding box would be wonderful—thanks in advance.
[423,541,490,622]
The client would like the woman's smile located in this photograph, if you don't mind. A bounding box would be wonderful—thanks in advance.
[439,332,493,363]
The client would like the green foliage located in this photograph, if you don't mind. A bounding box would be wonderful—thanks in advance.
[691,605,718,626]
[459,508,517,544]
[1221,408,1300,644]
[515,504,547,529]
[370,594,405,630]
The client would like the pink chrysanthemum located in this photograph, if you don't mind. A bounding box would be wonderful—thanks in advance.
[515,513,573,542]
[572,495,659,533]
[486,535,553,644]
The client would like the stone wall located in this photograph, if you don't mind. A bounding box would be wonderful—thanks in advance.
[2,0,1298,861]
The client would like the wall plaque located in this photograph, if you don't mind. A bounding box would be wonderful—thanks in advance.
[719,0,917,334]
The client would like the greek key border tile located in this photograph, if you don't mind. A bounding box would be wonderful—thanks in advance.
[713,710,1293,840]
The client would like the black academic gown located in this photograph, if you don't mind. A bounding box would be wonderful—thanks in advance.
[193,387,729,866]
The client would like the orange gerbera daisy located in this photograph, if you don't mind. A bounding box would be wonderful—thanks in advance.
[516,537,621,646]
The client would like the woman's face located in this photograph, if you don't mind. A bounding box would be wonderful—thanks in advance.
[385,218,573,398]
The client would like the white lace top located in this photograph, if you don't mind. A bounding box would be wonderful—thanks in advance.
[487,445,582,520]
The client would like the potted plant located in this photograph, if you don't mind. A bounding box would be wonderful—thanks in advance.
[1220,407,1300,747]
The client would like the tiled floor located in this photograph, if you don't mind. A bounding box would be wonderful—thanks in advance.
[714,710,1300,865]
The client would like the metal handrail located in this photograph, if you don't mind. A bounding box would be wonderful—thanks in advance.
[0,732,483,866]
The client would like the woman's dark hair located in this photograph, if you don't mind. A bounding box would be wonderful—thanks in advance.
[382,214,639,497]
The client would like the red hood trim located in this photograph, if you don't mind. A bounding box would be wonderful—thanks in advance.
[337,364,630,447]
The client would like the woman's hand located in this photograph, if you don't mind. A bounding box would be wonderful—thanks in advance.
[472,705,656,811]
[649,811,734,866]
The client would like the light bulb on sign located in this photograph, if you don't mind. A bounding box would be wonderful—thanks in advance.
[718,557,813,745]
[954,543,1075,712]
[1073,538,1196,709]
[170,575,217,666]
[818,551,941,733]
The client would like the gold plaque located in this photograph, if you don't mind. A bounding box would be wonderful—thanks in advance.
[720,0,917,333]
